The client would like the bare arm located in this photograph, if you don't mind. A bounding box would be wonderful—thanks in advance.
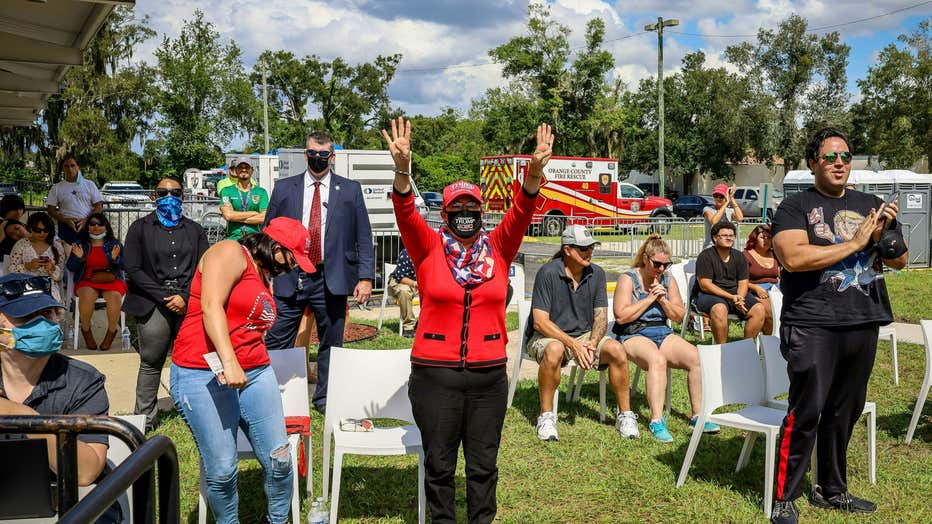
[0,399,107,486]
[612,275,656,324]
[198,241,246,374]
[243,210,266,224]
[46,205,73,229]
[384,117,412,194]
[590,307,607,342]
[91,201,103,215]
[737,279,749,298]
[773,208,878,273]
[219,204,258,222]
[657,277,685,323]
[703,206,728,226]
[532,308,576,348]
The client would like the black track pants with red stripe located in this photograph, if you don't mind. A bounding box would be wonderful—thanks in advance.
[774,323,878,502]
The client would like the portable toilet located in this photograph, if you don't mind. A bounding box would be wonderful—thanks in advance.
[782,170,812,195]
[781,170,892,199]
[883,170,932,267]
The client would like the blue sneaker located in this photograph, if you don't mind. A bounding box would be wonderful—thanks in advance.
[649,418,674,443]
[690,415,720,434]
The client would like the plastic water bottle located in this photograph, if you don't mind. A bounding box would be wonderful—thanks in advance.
[121,326,131,352]
[315,497,329,522]
[307,501,323,524]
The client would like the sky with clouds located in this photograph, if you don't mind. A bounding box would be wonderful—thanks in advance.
[133,0,932,124]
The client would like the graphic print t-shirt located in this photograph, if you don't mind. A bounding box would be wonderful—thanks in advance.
[771,188,900,327]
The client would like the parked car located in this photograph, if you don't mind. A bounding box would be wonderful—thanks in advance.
[672,194,714,219]
[0,182,18,196]
[101,181,153,209]
[422,191,442,209]
[733,186,783,220]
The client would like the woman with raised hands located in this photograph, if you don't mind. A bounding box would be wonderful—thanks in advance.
[383,117,549,524]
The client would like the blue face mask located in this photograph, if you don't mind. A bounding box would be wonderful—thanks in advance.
[155,195,183,228]
[0,316,64,358]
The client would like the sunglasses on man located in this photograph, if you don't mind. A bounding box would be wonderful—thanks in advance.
[155,188,184,198]
[821,151,852,164]
[306,149,333,158]
[573,244,595,252]
[0,276,52,298]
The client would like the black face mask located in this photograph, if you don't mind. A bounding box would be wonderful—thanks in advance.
[307,156,330,175]
[447,210,482,239]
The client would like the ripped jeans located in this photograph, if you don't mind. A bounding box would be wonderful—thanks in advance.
[170,363,293,524]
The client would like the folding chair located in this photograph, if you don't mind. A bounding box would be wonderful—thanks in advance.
[878,325,899,385]
[322,347,425,524]
[197,348,313,524]
[66,270,127,350]
[905,320,932,444]
[676,339,786,518]
[376,263,400,335]
[753,336,876,484]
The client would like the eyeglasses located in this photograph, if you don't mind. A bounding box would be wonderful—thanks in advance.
[649,258,671,270]
[573,244,595,252]
[155,188,184,198]
[821,151,852,164]
[306,149,333,158]
[445,202,482,213]
[0,276,52,298]
[716,234,736,239]
[87,221,105,227]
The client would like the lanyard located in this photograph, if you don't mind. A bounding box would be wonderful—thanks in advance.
[236,185,254,212]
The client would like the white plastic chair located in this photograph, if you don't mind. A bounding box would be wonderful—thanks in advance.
[878,325,899,385]
[507,263,608,421]
[768,286,783,336]
[197,348,313,524]
[322,347,425,524]
[905,320,932,444]
[676,339,786,518]
[753,336,876,484]
[677,259,745,341]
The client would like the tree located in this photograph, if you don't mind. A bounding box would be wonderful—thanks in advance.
[404,108,486,190]
[725,15,850,170]
[853,20,931,169]
[153,10,259,175]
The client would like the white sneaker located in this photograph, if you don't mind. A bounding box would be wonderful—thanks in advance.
[536,412,558,441]
[616,411,640,439]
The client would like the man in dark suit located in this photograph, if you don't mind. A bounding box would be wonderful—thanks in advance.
[264,131,374,412]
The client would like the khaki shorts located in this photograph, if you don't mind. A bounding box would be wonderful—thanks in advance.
[526,331,613,369]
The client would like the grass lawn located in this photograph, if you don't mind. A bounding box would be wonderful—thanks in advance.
[151,318,932,523]
[884,269,932,323]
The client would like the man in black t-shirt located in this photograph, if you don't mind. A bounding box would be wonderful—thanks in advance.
[768,128,907,524]
[694,220,765,343]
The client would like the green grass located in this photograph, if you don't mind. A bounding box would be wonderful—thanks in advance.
[885,269,932,323]
[151,321,932,523]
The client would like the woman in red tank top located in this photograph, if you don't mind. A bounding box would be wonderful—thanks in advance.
[170,217,314,524]
[743,224,780,335]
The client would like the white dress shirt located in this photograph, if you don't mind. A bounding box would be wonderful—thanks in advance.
[302,170,331,261]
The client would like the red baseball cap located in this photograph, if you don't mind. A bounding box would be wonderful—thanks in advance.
[262,217,316,274]
[442,181,482,208]
[712,184,729,197]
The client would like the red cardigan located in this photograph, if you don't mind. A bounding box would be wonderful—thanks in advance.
[392,187,537,368]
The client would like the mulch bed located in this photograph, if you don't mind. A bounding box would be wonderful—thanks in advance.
[305,322,378,344]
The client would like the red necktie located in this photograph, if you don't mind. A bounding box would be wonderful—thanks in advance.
[308,181,321,265]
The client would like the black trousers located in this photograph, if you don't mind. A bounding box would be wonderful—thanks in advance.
[265,268,347,409]
[774,323,878,502]
[409,365,508,524]
[133,306,182,427]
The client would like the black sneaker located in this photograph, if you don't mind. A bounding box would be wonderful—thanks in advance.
[771,500,799,524]
[810,486,877,514]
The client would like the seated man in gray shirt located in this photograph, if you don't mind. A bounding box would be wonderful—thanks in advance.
[526,225,635,441]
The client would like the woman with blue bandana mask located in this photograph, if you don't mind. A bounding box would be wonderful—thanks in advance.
[0,273,121,522]
[123,177,208,431]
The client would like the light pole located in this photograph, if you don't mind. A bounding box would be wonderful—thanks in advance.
[644,17,678,199]
[260,59,270,154]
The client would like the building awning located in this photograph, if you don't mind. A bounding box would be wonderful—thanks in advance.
[0,0,134,127]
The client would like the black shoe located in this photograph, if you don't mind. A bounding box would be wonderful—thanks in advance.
[771,500,799,524]
[402,329,416,338]
[810,486,877,514]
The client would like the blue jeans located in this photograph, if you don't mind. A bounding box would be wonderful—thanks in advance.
[170,363,293,524]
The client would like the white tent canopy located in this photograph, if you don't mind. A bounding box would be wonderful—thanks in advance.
[0,0,133,127]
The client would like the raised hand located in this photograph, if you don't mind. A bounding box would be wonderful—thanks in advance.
[111,244,121,260]
[71,243,84,259]
[529,123,554,177]
[381,116,412,171]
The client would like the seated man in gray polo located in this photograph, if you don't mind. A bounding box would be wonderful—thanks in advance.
[526,225,635,441]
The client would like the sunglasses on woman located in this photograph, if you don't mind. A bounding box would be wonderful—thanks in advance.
[648,258,671,270]
[155,187,184,198]
[0,276,52,297]
[821,151,852,164]
[87,221,105,227]
[31,227,49,233]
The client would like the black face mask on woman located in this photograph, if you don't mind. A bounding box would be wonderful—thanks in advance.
[447,210,482,239]
[307,156,330,175]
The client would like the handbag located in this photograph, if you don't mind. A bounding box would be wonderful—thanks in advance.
[90,269,116,284]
